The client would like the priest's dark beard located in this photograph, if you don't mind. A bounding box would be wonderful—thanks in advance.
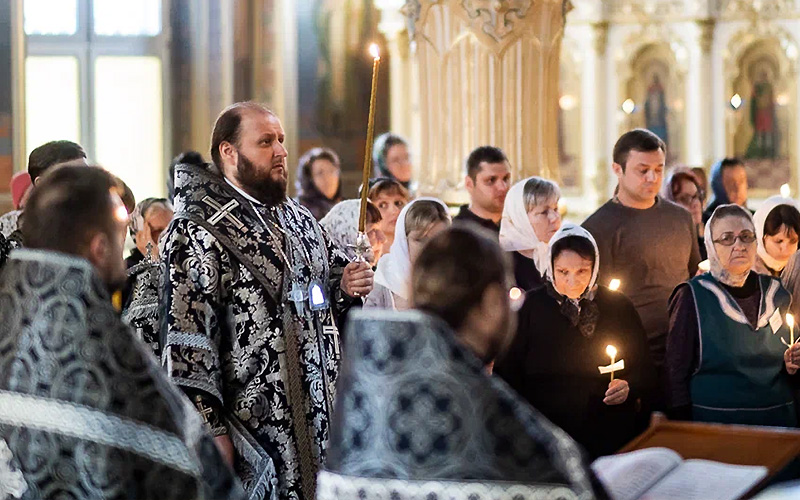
[236,153,287,206]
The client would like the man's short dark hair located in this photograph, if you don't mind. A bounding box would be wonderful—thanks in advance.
[412,223,510,331]
[719,157,745,172]
[210,102,273,167]
[28,140,87,182]
[114,176,136,214]
[23,166,118,255]
[466,146,508,180]
[612,129,666,171]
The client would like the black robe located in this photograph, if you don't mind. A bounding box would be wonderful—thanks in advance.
[495,285,657,459]
[510,250,544,292]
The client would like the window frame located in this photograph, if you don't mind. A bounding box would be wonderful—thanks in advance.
[16,0,172,196]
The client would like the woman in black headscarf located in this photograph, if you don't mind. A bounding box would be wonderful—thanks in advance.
[295,147,343,220]
[494,223,657,459]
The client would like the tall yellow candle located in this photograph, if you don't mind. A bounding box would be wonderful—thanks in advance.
[358,44,381,232]
[788,313,795,345]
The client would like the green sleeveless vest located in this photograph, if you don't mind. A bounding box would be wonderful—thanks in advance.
[687,273,796,427]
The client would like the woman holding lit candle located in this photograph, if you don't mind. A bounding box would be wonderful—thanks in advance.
[494,223,657,458]
[499,177,562,292]
[666,204,799,427]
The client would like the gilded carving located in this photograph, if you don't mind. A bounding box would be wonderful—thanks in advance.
[592,21,609,55]
[718,0,798,19]
[606,0,685,21]
[402,0,568,197]
[460,0,533,42]
[696,18,715,54]
[401,0,424,38]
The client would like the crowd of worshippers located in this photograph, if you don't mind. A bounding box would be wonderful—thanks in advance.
[1,100,800,500]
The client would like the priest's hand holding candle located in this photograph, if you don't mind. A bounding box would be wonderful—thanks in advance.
[344,42,381,295]
[600,345,629,405]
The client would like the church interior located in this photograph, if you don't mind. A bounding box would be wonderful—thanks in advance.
[1,0,797,218]
[6,1,800,499]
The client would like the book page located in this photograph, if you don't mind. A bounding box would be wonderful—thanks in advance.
[591,448,683,500]
[641,460,767,500]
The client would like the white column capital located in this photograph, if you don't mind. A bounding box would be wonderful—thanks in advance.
[374,0,407,39]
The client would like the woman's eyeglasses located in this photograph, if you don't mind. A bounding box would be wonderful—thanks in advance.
[675,192,703,205]
[712,231,756,246]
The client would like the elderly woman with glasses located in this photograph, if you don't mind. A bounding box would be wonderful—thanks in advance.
[666,204,800,427]
[495,224,657,458]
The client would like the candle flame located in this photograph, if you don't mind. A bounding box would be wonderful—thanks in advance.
[114,204,129,223]
[788,314,795,329]
[606,345,617,358]
[509,287,523,301]
[369,43,380,60]
[609,279,621,291]
[781,183,791,198]
[698,260,710,272]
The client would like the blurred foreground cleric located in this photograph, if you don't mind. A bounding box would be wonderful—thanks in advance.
[0,166,241,500]
[318,224,605,500]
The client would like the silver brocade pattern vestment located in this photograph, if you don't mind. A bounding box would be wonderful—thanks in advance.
[0,249,241,500]
[123,256,163,357]
[320,309,601,500]
[161,163,349,500]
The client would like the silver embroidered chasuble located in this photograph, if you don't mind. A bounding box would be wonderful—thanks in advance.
[320,310,605,500]
[161,163,351,500]
[0,249,241,500]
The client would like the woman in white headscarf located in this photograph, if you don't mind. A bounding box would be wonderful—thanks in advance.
[499,177,562,291]
[319,199,386,268]
[666,204,799,427]
[363,198,451,310]
[752,195,800,278]
[495,223,657,459]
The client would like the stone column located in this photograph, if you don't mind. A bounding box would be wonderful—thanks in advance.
[696,18,715,167]
[684,22,704,167]
[404,0,568,200]
[376,0,415,140]
[170,0,236,155]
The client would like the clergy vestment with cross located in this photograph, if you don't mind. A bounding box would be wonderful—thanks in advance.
[0,249,240,499]
[161,162,356,500]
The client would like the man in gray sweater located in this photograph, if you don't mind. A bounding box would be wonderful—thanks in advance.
[583,129,700,371]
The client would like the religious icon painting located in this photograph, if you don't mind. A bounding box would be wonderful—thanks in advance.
[730,39,796,194]
[621,43,685,165]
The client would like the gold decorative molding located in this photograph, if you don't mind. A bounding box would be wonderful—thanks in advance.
[459,0,533,45]
[697,18,715,54]
[404,0,568,198]
[592,21,609,55]
[718,0,798,20]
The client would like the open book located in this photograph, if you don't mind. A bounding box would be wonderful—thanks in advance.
[591,447,768,500]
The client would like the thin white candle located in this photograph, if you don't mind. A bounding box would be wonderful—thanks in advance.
[606,345,617,381]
